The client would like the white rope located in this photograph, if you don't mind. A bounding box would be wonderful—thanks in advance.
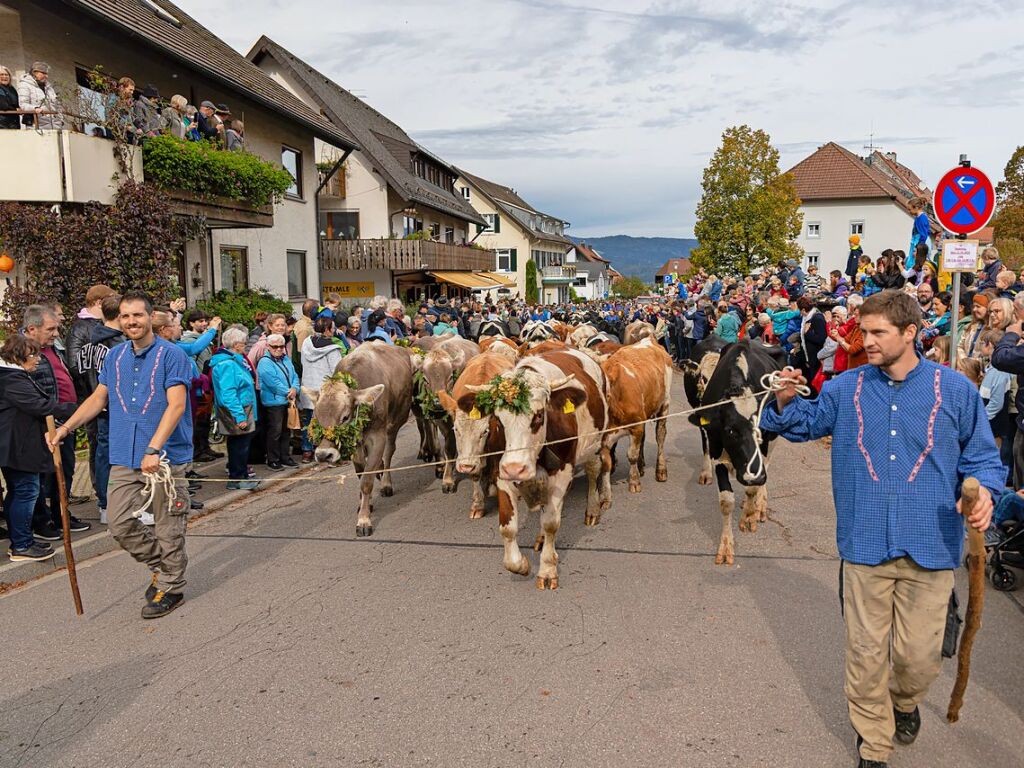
[745,370,811,482]
[131,452,177,519]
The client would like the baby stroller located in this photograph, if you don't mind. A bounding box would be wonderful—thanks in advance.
[985,520,1024,591]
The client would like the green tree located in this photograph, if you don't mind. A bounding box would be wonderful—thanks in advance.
[996,145,1024,205]
[993,202,1024,244]
[691,125,803,275]
[612,276,649,299]
[996,237,1024,271]
[525,259,539,304]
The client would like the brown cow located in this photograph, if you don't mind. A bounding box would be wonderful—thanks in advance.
[600,337,673,498]
[623,320,655,345]
[303,343,412,537]
[439,351,513,519]
[465,349,608,589]
[479,336,518,359]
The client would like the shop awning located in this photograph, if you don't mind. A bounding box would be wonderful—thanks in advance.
[478,271,516,287]
[429,271,499,289]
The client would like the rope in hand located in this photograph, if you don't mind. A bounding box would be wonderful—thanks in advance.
[131,452,177,519]
[745,370,811,482]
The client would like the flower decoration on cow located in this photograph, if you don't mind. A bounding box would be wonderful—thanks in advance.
[307,372,374,460]
[473,373,532,416]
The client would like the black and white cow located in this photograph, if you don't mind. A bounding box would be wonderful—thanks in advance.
[682,336,731,485]
[688,339,785,565]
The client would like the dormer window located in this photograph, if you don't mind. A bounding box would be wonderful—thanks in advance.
[141,0,183,27]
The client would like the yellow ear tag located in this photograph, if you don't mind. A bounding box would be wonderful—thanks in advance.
[469,407,482,420]
[563,400,575,414]
[699,416,710,426]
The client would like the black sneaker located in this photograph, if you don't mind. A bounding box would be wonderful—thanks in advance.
[145,573,159,601]
[33,522,62,541]
[188,482,202,492]
[9,543,57,562]
[893,706,920,745]
[32,539,54,551]
[68,516,91,532]
[142,590,184,619]
[984,527,1007,549]
[185,469,207,480]
[267,462,285,472]
[281,458,298,468]
[190,499,204,511]
[856,735,888,768]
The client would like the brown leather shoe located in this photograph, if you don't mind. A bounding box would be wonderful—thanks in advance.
[301,451,314,464]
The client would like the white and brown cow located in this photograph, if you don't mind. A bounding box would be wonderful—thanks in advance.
[439,351,514,520]
[411,336,480,493]
[466,349,608,589]
[600,337,673,498]
[303,343,413,537]
[623,320,655,345]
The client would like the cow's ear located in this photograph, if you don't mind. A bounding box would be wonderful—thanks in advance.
[301,386,320,406]
[456,392,478,413]
[409,350,425,372]
[354,383,385,407]
[551,381,587,412]
[438,390,457,416]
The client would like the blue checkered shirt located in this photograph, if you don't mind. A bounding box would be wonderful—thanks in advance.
[760,357,1004,570]
[98,337,193,469]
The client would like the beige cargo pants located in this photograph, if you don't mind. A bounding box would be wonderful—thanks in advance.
[842,557,953,763]
[107,464,190,594]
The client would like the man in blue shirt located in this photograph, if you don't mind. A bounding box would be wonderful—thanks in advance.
[50,291,194,619]
[763,290,999,768]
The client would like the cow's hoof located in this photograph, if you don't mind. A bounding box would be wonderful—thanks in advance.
[714,546,734,565]
[417,450,426,461]
[656,468,668,482]
[698,472,713,486]
[441,482,455,494]
[507,557,530,576]
[534,534,544,552]
[380,486,394,498]
[469,507,485,520]
[536,576,558,590]
[584,513,601,526]
[434,465,444,479]
[628,480,641,494]
[739,517,758,533]
[356,523,374,537]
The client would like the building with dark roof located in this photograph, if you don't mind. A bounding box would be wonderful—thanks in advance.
[455,169,575,302]
[787,142,938,277]
[654,258,693,287]
[0,0,359,306]
[249,36,499,302]
[565,241,612,300]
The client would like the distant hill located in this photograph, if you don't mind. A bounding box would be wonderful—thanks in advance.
[570,235,698,280]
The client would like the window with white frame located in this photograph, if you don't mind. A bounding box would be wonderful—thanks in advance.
[850,221,864,236]
[807,222,821,238]
[482,213,499,233]
[573,276,587,287]
[460,186,471,201]
[496,249,512,272]
[444,226,455,243]
[805,252,820,269]
[430,223,440,239]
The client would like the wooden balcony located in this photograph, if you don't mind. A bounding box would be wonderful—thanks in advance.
[164,188,274,228]
[320,239,495,272]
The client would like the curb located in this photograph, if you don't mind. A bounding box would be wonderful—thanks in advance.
[0,464,310,593]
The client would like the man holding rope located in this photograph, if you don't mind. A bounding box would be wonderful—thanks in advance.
[48,291,194,619]
[761,290,1000,768]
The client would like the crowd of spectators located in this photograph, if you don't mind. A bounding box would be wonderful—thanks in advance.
[0,60,244,150]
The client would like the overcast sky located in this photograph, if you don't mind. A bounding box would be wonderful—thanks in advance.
[178,0,1023,239]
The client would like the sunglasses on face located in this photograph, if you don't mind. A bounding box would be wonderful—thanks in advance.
[269,344,286,349]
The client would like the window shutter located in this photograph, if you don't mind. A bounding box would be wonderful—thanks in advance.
[510,248,517,272]
[493,215,501,233]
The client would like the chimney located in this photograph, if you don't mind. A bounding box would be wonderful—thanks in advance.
[885,151,897,162]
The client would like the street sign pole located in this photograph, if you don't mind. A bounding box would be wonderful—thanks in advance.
[934,155,994,373]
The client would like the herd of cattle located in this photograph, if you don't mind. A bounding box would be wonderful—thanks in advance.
[301,317,787,588]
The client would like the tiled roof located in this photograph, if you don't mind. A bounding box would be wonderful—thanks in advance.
[655,258,691,277]
[574,242,608,264]
[457,168,571,244]
[62,0,357,150]
[248,36,484,226]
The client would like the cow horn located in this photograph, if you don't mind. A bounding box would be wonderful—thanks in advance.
[464,383,488,393]
[549,374,576,390]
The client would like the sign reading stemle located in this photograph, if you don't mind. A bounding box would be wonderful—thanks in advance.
[933,166,996,236]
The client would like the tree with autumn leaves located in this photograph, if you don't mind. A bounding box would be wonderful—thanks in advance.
[692,125,803,275]
[994,146,1024,269]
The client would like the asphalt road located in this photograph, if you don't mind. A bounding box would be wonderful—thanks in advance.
[1,378,1022,768]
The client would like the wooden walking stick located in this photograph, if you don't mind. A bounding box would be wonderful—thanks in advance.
[947,477,983,723]
[46,416,84,616]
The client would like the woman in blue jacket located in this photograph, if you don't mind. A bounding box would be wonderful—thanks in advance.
[210,327,259,490]
[256,333,300,471]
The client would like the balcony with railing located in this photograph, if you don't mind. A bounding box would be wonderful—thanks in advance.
[541,264,577,284]
[0,125,141,205]
[320,239,495,272]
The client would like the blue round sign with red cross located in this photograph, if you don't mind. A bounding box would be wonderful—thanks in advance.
[933,166,995,236]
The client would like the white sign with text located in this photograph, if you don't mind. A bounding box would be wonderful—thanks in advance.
[941,240,979,272]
